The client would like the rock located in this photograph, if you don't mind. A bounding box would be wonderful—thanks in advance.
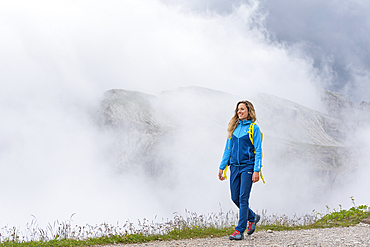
[321,90,354,119]
[254,93,356,189]
[100,89,175,175]
[361,216,370,225]
[321,90,370,128]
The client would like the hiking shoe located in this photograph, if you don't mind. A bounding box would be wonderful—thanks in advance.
[247,214,260,235]
[229,230,244,240]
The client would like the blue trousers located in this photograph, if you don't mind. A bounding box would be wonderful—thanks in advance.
[230,165,255,233]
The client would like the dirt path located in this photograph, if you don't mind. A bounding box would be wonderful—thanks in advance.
[103,223,370,247]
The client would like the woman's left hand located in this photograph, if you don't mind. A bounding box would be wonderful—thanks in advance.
[252,172,259,183]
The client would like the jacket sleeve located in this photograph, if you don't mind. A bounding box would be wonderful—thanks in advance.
[219,137,232,170]
[253,124,262,172]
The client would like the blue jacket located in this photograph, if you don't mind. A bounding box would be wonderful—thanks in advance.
[219,120,262,172]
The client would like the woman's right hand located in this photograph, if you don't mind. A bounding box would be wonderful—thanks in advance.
[218,169,225,181]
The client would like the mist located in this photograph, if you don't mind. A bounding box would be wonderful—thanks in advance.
[162,0,370,103]
[1,0,369,229]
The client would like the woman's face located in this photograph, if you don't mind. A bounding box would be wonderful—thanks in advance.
[237,103,249,120]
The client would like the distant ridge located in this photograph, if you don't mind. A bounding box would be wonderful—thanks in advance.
[101,86,369,189]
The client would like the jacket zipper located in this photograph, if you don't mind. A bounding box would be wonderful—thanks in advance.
[248,123,252,160]
[238,123,242,165]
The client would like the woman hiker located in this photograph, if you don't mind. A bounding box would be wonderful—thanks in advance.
[218,100,262,240]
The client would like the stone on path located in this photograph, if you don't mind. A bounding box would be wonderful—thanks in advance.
[361,216,370,225]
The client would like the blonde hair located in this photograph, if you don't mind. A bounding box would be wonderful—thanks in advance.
[227,100,257,137]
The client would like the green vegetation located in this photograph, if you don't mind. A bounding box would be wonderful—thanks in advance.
[256,197,370,232]
[1,198,369,247]
[0,227,235,247]
[314,197,370,228]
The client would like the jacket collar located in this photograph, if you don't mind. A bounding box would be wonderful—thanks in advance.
[238,119,252,125]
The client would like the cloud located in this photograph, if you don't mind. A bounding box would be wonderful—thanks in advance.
[160,0,370,103]
[259,0,370,102]
[1,0,366,229]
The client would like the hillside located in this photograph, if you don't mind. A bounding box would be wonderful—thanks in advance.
[101,87,369,189]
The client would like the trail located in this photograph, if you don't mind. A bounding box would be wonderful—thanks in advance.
[104,224,370,247]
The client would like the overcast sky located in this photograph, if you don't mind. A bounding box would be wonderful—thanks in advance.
[162,0,370,103]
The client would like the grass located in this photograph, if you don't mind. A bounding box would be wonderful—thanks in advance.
[313,197,370,228]
[1,198,369,247]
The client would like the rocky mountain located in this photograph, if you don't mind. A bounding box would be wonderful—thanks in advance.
[101,89,175,175]
[321,90,370,129]
[100,87,369,188]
